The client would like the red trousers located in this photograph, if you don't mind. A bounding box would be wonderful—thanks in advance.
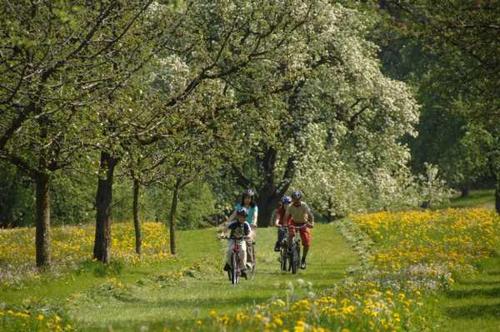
[288,221,311,248]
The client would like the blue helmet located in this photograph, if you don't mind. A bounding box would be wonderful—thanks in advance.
[236,207,248,216]
[291,191,302,200]
[281,195,292,204]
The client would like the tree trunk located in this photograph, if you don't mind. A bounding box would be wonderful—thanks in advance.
[496,177,500,214]
[327,197,335,222]
[255,147,277,227]
[257,183,280,227]
[460,186,470,198]
[93,151,118,263]
[169,178,181,255]
[133,179,142,255]
[35,172,51,267]
[255,148,295,227]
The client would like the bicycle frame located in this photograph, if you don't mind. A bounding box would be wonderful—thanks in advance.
[278,226,289,246]
[232,241,241,253]
[287,224,308,274]
[288,224,308,244]
[225,236,247,284]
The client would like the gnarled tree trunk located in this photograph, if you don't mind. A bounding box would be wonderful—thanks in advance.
[257,183,281,228]
[256,147,278,227]
[255,147,295,227]
[232,145,297,227]
[93,151,118,263]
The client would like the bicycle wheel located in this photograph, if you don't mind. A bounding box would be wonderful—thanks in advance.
[280,247,288,271]
[231,252,239,284]
[250,243,256,278]
[296,243,301,271]
[291,242,300,274]
[288,243,295,273]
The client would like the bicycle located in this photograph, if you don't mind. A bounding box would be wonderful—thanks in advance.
[220,235,249,284]
[287,224,309,274]
[277,226,289,272]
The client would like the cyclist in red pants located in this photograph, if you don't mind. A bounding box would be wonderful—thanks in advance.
[283,191,314,269]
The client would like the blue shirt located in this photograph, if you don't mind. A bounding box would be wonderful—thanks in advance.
[228,221,251,239]
[235,203,258,225]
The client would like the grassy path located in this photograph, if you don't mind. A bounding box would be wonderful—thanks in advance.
[437,249,500,332]
[435,191,500,331]
[448,189,496,210]
[1,223,358,331]
[1,199,497,331]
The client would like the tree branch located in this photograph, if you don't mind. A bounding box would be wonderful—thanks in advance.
[231,164,254,189]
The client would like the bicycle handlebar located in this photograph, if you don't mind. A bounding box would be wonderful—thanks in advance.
[275,223,311,229]
[218,234,250,240]
[289,223,311,229]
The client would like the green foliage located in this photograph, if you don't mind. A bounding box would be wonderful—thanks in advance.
[2,0,472,232]
[50,170,96,225]
[375,0,498,196]
[0,161,220,228]
[144,181,217,229]
[0,162,34,227]
[0,163,97,227]
[177,182,218,229]
[77,260,124,278]
[418,163,454,208]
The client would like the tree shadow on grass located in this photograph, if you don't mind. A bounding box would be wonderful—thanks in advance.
[152,293,271,309]
[445,303,500,319]
[256,269,345,280]
[446,287,500,299]
[458,280,500,286]
[81,294,272,331]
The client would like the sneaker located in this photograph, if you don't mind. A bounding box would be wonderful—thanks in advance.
[300,260,306,269]
[223,263,230,271]
[274,243,281,252]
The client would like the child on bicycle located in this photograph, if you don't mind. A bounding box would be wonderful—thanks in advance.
[283,191,314,269]
[227,189,258,267]
[272,195,292,252]
[223,207,251,278]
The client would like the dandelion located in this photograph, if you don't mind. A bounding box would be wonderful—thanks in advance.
[294,320,306,332]
[273,316,283,326]
[274,299,286,307]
